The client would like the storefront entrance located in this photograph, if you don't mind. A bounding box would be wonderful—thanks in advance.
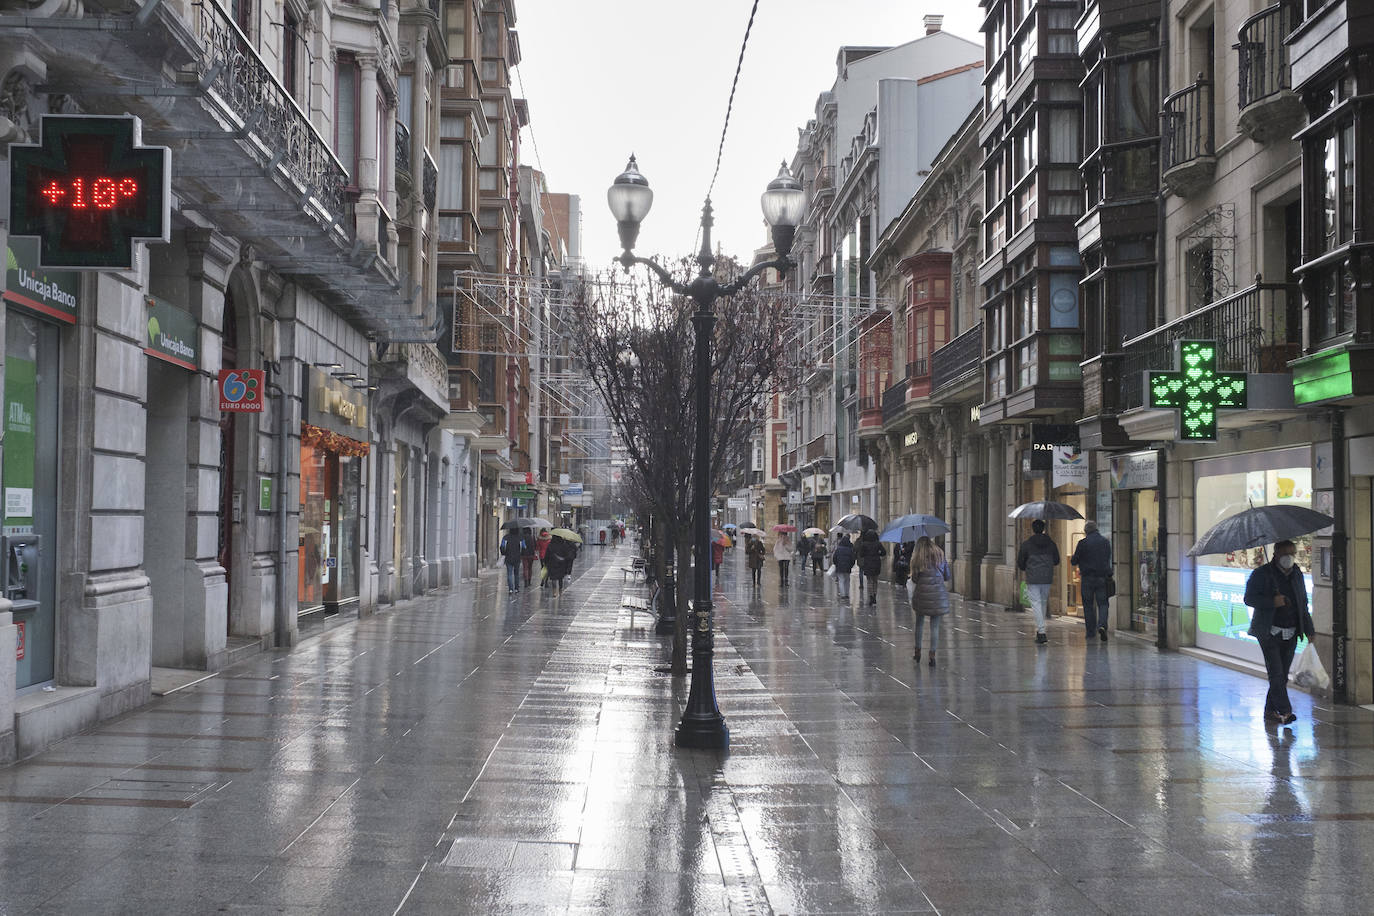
[4,311,60,690]
[1193,446,1313,664]
[1130,489,1160,638]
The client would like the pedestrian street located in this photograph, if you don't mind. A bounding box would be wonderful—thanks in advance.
[4,545,1374,914]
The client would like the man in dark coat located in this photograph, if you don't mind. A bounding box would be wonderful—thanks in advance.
[1244,540,1315,725]
[1016,519,1060,644]
[857,529,886,605]
[499,528,524,594]
[831,534,856,600]
[544,536,576,595]
[1070,521,1113,642]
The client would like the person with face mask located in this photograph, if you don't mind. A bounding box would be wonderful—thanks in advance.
[1243,540,1315,725]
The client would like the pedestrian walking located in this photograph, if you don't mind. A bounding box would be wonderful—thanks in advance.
[535,529,552,587]
[520,528,536,586]
[831,534,856,600]
[711,538,725,590]
[774,532,793,585]
[1244,540,1314,725]
[746,534,765,587]
[909,536,951,667]
[857,529,886,605]
[1070,521,1113,642]
[892,541,913,588]
[798,535,813,572]
[499,528,525,594]
[1016,519,1060,644]
[811,538,827,573]
[544,535,575,595]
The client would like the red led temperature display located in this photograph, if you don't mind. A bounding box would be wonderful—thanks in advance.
[8,115,170,270]
[40,177,141,210]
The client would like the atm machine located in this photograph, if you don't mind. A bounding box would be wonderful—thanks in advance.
[2,533,41,672]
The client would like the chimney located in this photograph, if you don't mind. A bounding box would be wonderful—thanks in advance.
[924,14,943,35]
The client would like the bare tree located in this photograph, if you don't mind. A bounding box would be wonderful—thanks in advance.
[572,261,790,674]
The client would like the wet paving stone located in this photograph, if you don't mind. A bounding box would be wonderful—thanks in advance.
[5,548,1374,913]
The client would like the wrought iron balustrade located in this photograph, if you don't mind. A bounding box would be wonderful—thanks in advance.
[881,379,908,423]
[395,121,412,183]
[192,2,347,226]
[1162,77,1215,172]
[423,149,438,211]
[1118,279,1300,410]
[1237,2,1298,108]
[931,322,983,393]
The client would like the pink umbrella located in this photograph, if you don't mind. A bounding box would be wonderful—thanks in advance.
[772,524,797,533]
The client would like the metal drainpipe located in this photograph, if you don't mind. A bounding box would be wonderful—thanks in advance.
[1154,19,1170,653]
[1331,408,1349,703]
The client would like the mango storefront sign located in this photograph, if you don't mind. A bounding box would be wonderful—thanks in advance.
[144,295,198,370]
[4,236,79,324]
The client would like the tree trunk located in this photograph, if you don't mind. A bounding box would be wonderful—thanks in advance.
[673,530,692,676]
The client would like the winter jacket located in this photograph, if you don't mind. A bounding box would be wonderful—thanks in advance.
[910,560,951,617]
[1244,560,1314,640]
[544,538,575,579]
[1070,531,1112,579]
[535,534,552,560]
[711,542,725,566]
[773,537,793,561]
[857,535,886,576]
[830,539,856,573]
[1016,533,1060,585]
[500,533,524,565]
[798,536,813,559]
[746,539,766,570]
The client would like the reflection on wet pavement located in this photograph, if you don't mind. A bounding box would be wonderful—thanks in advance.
[1,547,1371,914]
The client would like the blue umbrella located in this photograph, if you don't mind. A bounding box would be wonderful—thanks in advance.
[879,513,950,543]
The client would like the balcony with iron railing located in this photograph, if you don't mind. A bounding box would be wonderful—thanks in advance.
[806,433,835,463]
[931,322,984,396]
[395,121,413,195]
[1236,1,1304,143]
[1116,277,1300,413]
[1161,75,1216,197]
[881,378,909,425]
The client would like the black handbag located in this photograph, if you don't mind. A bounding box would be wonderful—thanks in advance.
[1105,575,1116,598]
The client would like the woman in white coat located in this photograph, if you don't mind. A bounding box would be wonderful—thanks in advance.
[774,533,793,586]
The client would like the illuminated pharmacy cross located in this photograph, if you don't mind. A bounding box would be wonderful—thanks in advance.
[1147,339,1247,441]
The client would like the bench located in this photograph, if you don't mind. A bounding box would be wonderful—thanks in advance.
[622,555,646,584]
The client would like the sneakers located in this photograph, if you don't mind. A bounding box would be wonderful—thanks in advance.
[1098,626,1108,642]
[1035,632,1048,645]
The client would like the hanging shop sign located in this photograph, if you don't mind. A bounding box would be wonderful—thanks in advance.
[903,430,920,448]
[143,295,198,370]
[801,476,815,500]
[1051,446,1089,488]
[562,484,583,497]
[814,474,831,497]
[218,368,265,412]
[3,237,80,324]
[8,115,171,270]
[307,368,368,435]
[1030,423,1078,470]
[1109,450,1159,490]
[1147,339,1246,441]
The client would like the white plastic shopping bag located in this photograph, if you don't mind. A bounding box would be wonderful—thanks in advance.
[825,563,837,578]
[1291,642,1330,690]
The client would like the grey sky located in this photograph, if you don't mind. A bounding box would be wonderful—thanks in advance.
[513,1,985,273]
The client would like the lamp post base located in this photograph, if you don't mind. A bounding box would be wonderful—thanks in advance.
[674,714,729,749]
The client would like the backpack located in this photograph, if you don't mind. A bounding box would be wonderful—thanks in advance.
[502,534,523,563]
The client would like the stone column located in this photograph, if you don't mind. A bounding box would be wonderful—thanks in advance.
[355,54,380,247]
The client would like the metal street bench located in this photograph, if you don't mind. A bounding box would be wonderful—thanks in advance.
[622,555,646,584]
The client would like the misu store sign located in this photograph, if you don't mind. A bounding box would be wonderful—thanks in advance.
[219,369,265,412]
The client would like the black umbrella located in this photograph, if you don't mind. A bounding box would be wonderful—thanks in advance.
[501,516,552,530]
[1008,501,1083,521]
[1188,505,1334,557]
[832,513,879,532]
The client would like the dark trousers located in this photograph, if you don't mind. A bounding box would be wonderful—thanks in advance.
[1082,577,1110,634]
[812,556,823,572]
[521,556,535,584]
[778,559,790,584]
[1259,632,1299,716]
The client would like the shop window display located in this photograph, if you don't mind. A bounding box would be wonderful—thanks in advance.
[1194,465,1314,662]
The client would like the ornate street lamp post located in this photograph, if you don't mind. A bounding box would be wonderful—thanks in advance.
[607,156,804,749]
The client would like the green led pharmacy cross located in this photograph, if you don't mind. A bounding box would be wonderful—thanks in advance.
[1147,339,1247,441]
